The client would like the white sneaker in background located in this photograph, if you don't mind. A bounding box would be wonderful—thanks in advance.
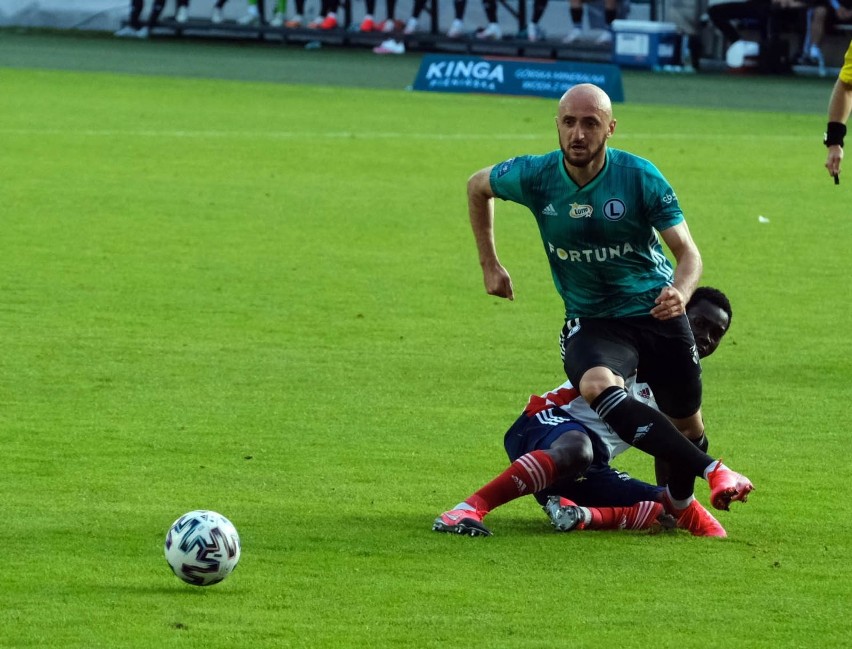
[373,38,405,54]
[271,12,284,27]
[175,6,189,23]
[135,26,150,38]
[725,40,759,68]
[594,29,612,45]
[447,18,464,37]
[114,25,137,37]
[527,22,538,42]
[238,10,260,26]
[211,7,223,23]
[403,17,418,34]
[562,27,583,44]
[477,22,502,40]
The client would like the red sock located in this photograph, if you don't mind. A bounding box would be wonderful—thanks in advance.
[466,450,557,513]
[586,501,663,531]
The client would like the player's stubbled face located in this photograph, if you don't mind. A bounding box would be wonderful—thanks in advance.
[557,104,610,168]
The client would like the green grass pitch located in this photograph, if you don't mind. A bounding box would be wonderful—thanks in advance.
[1,34,850,648]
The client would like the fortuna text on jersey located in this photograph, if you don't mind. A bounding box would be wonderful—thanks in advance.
[548,241,636,263]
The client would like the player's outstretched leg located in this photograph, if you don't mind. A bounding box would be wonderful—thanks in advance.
[546,497,669,532]
[432,508,492,537]
[706,461,754,511]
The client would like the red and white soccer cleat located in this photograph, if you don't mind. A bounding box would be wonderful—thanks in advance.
[707,461,754,511]
[432,508,491,537]
[667,498,727,537]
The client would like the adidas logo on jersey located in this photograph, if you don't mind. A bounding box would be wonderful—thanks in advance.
[541,203,558,216]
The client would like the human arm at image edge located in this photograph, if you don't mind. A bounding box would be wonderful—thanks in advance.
[468,166,515,300]
[825,78,852,178]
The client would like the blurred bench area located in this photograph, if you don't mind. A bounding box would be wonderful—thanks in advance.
[2,0,849,74]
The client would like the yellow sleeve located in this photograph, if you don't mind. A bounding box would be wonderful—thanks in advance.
[841,40,852,85]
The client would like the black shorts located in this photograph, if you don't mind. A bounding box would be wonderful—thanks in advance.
[559,315,702,419]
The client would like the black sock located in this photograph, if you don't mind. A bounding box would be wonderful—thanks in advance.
[148,1,165,25]
[454,0,466,20]
[483,0,497,23]
[668,434,710,501]
[654,433,709,487]
[570,7,583,25]
[532,0,548,23]
[591,386,712,495]
[130,0,144,28]
[604,8,616,24]
[688,35,702,69]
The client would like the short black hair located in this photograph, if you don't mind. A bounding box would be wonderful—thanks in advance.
[688,286,733,324]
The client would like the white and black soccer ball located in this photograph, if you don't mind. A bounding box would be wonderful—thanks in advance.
[164,510,241,586]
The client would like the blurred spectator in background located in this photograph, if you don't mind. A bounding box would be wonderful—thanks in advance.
[309,0,340,28]
[209,0,269,25]
[563,0,618,44]
[708,0,771,48]
[708,0,808,67]
[116,0,189,37]
[211,0,227,22]
[666,0,708,69]
[801,0,852,69]
[445,0,468,37]
[240,0,268,24]
[402,0,429,33]
[281,0,311,26]
[523,0,547,41]
[270,0,288,25]
[477,0,504,39]
[360,0,401,32]
[525,0,549,41]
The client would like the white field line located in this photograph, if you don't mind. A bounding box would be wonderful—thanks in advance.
[0,127,811,141]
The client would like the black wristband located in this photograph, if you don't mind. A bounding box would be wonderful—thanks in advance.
[825,121,846,147]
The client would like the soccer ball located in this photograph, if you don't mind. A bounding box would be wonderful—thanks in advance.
[164,510,241,586]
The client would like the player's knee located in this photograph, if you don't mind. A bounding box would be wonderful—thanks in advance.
[547,434,593,476]
[577,367,623,403]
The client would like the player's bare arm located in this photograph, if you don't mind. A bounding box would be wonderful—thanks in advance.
[468,166,514,300]
[825,78,852,178]
[652,221,702,320]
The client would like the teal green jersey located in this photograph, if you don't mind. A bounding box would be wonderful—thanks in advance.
[490,148,684,319]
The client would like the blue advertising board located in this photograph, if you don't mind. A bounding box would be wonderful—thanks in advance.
[412,55,624,102]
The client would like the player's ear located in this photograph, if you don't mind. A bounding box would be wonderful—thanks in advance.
[608,119,617,138]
